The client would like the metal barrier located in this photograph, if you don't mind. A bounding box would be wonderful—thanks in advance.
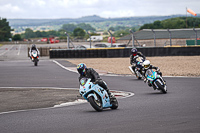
[49,46,200,58]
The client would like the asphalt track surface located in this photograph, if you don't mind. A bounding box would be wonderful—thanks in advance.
[0,44,200,133]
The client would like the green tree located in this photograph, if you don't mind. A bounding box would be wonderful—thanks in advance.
[61,24,77,32]
[73,28,86,39]
[153,20,163,29]
[0,18,12,41]
[108,27,115,31]
[77,23,96,32]
[24,28,36,38]
[41,31,47,37]
[139,17,200,30]
[12,34,22,41]
[114,29,130,37]
[35,30,42,37]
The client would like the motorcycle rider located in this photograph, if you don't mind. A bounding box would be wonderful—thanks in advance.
[77,63,114,100]
[130,48,146,71]
[29,44,40,60]
[142,60,162,87]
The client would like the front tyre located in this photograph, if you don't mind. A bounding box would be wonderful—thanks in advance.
[156,81,167,94]
[136,75,142,80]
[135,70,142,80]
[110,98,118,109]
[34,59,38,66]
[88,96,103,112]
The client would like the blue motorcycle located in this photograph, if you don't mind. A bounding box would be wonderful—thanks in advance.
[146,69,167,94]
[79,78,118,112]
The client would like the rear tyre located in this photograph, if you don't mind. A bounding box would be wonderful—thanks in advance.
[88,95,103,112]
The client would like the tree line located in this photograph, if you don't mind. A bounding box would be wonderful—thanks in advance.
[139,17,200,30]
[13,23,96,41]
[1,17,200,41]
[0,18,12,41]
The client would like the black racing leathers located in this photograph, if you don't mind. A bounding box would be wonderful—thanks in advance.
[130,52,146,72]
[78,68,111,95]
[130,52,146,65]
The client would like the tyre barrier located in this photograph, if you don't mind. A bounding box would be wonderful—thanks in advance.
[49,46,200,58]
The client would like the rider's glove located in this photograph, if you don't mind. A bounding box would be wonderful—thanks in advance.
[157,68,160,72]
[94,79,101,84]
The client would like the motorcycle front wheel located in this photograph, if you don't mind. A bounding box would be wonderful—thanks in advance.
[135,70,142,80]
[156,80,167,94]
[34,60,38,66]
[88,95,103,112]
[110,98,118,110]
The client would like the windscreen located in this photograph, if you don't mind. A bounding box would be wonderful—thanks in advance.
[80,78,88,86]
[146,69,153,76]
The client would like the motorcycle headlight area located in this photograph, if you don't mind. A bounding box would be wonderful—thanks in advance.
[80,78,87,86]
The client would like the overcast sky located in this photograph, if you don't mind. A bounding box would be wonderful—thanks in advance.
[0,0,199,19]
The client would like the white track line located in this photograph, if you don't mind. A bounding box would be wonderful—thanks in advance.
[53,60,78,73]
[17,44,21,55]
[0,45,14,56]
[0,87,134,115]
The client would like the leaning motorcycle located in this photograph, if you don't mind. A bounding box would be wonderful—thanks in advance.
[79,78,118,112]
[145,69,167,94]
[129,56,145,80]
[31,50,39,66]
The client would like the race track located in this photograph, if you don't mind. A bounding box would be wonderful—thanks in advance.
[0,44,200,133]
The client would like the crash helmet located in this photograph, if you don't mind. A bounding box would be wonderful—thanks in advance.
[143,60,150,69]
[77,63,87,75]
[131,48,137,56]
[32,44,36,48]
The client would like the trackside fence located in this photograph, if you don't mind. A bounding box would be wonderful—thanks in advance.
[49,46,200,58]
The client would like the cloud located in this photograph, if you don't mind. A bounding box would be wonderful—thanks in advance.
[101,10,135,18]
[0,4,24,13]
[0,0,200,18]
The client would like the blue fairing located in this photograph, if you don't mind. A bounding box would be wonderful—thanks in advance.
[79,78,112,108]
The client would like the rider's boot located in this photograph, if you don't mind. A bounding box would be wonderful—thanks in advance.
[147,80,152,87]
[106,89,116,102]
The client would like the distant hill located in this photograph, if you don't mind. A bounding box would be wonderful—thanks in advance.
[8,15,186,27]
[7,14,194,32]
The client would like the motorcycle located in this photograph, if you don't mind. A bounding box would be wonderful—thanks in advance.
[129,56,145,79]
[79,78,118,112]
[145,69,167,94]
[31,50,39,66]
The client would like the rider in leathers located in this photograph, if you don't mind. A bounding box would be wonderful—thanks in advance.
[29,44,40,59]
[77,63,114,99]
[130,48,146,71]
[142,60,162,87]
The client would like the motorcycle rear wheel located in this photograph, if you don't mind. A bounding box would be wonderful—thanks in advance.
[88,95,103,112]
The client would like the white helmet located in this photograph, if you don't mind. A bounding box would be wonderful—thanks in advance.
[143,60,150,69]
